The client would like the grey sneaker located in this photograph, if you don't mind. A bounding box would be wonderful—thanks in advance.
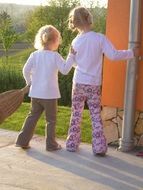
[46,144,62,151]
[15,144,31,149]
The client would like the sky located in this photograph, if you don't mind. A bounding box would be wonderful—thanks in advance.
[0,0,108,7]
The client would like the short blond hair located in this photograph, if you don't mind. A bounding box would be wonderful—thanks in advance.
[68,6,93,31]
[34,25,61,49]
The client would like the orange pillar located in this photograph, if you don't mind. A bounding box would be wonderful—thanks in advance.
[101,0,143,111]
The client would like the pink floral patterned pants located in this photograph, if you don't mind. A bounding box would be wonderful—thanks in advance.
[66,83,107,154]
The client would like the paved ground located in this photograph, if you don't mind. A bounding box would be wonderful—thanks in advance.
[0,128,143,190]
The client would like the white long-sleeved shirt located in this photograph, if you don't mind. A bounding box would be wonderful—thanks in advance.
[23,50,75,99]
[72,31,134,85]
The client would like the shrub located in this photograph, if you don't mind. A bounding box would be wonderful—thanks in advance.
[0,59,74,105]
[58,69,74,106]
[0,63,25,92]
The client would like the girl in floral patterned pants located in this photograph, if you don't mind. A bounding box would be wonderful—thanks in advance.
[66,6,136,156]
[66,83,107,155]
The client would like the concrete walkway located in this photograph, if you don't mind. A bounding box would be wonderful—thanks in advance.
[0,128,143,190]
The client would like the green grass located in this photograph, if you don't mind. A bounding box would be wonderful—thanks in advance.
[8,48,34,66]
[0,48,33,66]
[0,103,92,143]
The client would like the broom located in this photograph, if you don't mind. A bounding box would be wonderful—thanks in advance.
[0,85,30,124]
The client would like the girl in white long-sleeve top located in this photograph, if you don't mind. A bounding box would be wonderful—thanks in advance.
[16,25,75,151]
[66,6,139,156]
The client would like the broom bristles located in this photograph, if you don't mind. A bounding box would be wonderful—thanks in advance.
[0,86,29,124]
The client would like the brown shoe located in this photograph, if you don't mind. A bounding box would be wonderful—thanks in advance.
[46,144,62,151]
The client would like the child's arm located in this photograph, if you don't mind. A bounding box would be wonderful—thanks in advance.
[101,35,138,60]
[55,50,76,74]
[23,53,34,85]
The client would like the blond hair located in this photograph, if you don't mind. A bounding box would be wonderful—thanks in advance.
[68,6,93,31]
[34,25,61,49]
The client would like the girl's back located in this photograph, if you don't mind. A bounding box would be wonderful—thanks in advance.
[72,31,104,85]
[72,31,103,66]
[27,50,60,99]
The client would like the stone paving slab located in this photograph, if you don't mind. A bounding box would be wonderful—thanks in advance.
[0,128,143,190]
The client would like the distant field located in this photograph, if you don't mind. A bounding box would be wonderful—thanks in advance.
[0,42,32,56]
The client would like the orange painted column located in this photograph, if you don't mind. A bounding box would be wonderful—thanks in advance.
[101,0,143,111]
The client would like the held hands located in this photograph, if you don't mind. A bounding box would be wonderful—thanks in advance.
[69,46,77,55]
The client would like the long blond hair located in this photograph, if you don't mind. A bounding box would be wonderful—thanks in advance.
[34,25,61,49]
[68,6,93,31]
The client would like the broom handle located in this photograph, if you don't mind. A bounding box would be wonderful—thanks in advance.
[21,85,30,95]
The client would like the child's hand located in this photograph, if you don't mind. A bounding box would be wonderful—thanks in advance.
[133,46,140,57]
[69,46,77,55]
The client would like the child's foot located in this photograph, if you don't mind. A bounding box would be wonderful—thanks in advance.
[66,148,76,152]
[46,144,62,151]
[15,144,31,149]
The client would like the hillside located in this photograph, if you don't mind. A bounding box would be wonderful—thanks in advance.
[0,3,37,32]
[0,3,37,18]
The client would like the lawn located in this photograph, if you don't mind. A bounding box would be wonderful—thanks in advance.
[0,103,92,143]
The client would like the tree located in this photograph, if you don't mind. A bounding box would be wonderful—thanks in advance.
[91,7,107,34]
[0,11,18,63]
[25,0,79,56]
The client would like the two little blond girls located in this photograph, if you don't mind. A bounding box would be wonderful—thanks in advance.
[16,6,139,156]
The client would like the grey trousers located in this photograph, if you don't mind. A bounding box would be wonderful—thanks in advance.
[15,98,58,149]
